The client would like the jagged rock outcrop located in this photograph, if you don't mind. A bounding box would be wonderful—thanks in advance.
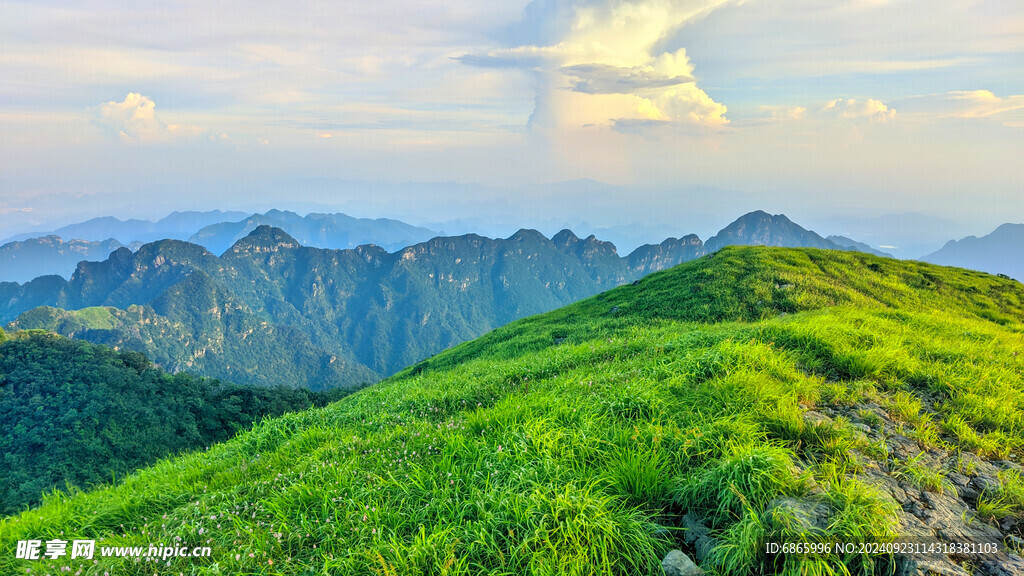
[800,401,1024,576]
[626,235,704,273]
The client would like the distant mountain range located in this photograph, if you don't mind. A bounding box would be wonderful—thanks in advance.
[0,210,912,389]
[923,223,1024,281]
[825,235,892,258]
[0,210,440,283]
[805,212,966,260]
[2,210,250,245]
[0,236,134,283]
[187,209,438,255]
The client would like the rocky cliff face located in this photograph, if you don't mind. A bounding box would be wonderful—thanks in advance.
[626,235,705,274]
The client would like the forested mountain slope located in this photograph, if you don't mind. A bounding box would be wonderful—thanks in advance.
[3,226,703,388]
[0,330,352,515]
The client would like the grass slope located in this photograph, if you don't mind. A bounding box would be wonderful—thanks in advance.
[2,247,1024,575]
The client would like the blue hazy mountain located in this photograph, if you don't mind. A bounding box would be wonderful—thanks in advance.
[807,212,966,259]
[188,209,439,255]
[0,236,129,283]
[3,210,250,245]
[0,210,439,281]
[826,235,892,258]
[705,211,842,252]
[922,223,1024,281]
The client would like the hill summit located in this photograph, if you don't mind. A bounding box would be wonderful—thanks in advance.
[705,210,840,252]
[4,246,1023,575]
[225,224,302,254]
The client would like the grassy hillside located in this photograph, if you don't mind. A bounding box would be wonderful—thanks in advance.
[2,247,1023,575]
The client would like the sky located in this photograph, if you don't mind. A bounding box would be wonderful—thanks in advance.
[1,0,1023,252]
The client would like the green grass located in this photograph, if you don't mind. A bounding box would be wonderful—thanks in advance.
[2,246,1024,575]
[5,305,119,332]
[976,469,1024,524]
[891,453,955,494]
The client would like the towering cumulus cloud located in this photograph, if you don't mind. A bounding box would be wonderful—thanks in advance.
[461,0,731,133]
[95,93,171,141]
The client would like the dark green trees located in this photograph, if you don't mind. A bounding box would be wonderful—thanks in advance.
[0,331,353,515]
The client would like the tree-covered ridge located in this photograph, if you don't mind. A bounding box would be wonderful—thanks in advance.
[3,247,1023,575]
[2,226,705,388]
[0,331,355,515]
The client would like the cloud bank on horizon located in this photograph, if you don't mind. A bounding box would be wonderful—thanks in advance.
[1,0,1022,235]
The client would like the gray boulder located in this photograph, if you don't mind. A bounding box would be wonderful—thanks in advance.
[662,549,705,576]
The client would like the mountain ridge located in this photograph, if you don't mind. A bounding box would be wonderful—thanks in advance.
[1,210,250,245]
[0,209,439,282]
[2,211,899,389]
[826,234,893,257]
[189,209,438,255]
[923,223,1024,281]
[0,209,897,283]
[3,226,706,388]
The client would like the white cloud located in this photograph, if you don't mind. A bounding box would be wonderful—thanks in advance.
[94,93,214,142]
[463,0,733,131]
[823,98,896,123]
[95,93,170,141]
[3,0,1023,224]
[898,90,1024,127]
[561,63,693,95]
[670,0,1024,82]
[758,105,807,122]
[747,98,893,126]
[0,205,34,216]
[947,90,1024,118]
